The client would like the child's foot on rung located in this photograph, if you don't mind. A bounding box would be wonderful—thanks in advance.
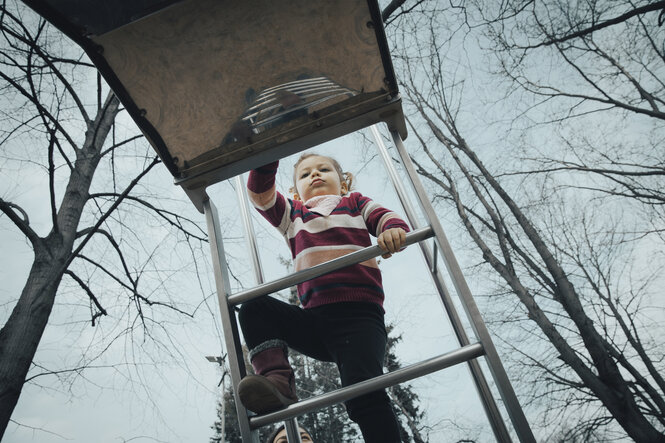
[238,374,298,414]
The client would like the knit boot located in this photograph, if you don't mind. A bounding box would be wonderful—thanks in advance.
[238,340,298,414]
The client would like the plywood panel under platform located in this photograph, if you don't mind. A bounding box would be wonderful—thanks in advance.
[25,0,406,208]
[93,0,395,172]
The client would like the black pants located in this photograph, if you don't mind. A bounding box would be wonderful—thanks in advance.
[239,296,401,443]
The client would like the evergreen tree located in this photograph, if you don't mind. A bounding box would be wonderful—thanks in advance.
[385,326,427,443]
[210,320,427,442]
[211,386,275,443]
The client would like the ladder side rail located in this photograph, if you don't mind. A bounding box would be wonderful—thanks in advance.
[284,419,303,443]
[204,199,259,443]
[250,343,484,429]
[235,175,302,443]
[235,175,266,284]
[227,227,434,306]
[370,125,512,442]
[389,130,536,443]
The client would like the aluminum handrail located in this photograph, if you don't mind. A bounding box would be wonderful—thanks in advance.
[371,125,512,442]
[227,226,434,306]
[249,342,485,429]
[391,130,535,442]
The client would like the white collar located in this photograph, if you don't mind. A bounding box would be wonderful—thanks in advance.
[304,194,343,216]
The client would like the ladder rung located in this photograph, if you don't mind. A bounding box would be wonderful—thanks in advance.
[227,226,434,306]
[249,342,485,429]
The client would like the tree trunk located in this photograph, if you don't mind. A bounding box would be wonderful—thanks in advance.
[0,93,119,438]
[0,250,65,435]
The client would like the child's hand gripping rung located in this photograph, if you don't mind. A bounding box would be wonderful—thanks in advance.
[377,227,407,258]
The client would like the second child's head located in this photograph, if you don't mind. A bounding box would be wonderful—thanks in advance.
[267,425,313,443]
[291,153,353,201]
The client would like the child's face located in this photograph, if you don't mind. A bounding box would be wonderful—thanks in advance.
[294,155,346,201]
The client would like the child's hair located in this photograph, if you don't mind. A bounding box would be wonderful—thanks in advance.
[266,424,313,443]
[289,152,354,196]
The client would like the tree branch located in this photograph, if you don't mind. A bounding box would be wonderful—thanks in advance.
[64,270,108,325]
[384,0,429,27]
[382,0,409,23]
[34,156,162,301]
[523,2,665,49]
[87,193,208,241]
[100,134,144,157]
[0,6,92,124]
[0,198,40,246]
[0,68,79,151]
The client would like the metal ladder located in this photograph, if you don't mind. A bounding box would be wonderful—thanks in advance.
[203,124,536,443]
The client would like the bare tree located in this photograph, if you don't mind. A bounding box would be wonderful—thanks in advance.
[469,0,665,238]
[0,2,212,438]
[385,3,665,441]
[479,0,665,121]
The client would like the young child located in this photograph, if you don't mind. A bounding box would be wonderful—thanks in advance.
[238,152,409,442]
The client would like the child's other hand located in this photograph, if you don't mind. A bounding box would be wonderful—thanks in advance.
[378,228,407,259]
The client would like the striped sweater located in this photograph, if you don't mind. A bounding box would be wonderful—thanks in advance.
[247,161,410,309]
